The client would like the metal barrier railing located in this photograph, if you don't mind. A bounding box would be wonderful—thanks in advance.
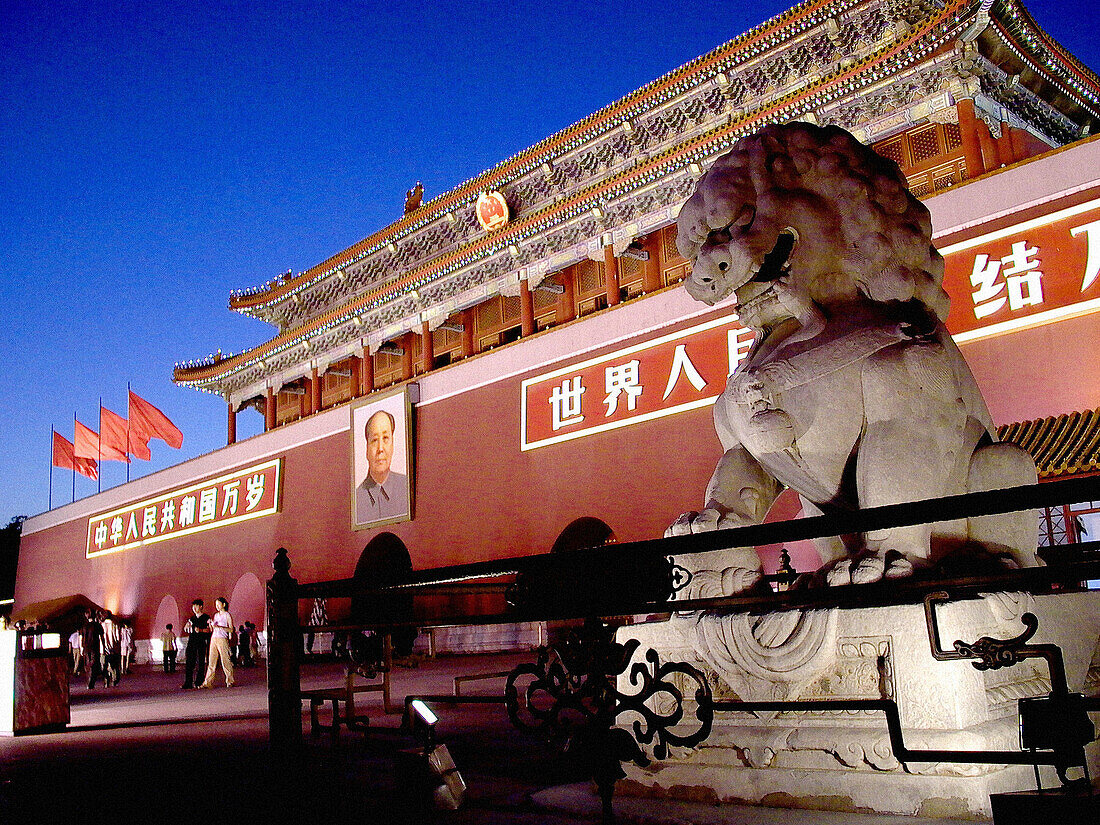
[266,473,1100,822]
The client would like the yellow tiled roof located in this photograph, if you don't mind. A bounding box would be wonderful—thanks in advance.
[999,409,1100,479]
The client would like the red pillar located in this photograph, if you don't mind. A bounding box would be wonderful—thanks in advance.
[603,244,621,307]
[519,278,535,336]
[265,387,276,431]
[361,346,374,395]
[642,234,662,293]
[227,401,236,445]
[310,366,320,413]
[558,268,576,323]
[956,99,985,179]
[461,309,475,358]
[401,333,414,381]
[420,320,434,374]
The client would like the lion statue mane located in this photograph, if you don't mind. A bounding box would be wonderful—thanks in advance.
[669,122,1037,587]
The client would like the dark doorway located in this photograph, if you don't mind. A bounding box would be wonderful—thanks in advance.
[351,533,417,657]
[550,517,617,554]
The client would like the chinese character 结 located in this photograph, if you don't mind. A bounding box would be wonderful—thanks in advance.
[971,240,1044,319]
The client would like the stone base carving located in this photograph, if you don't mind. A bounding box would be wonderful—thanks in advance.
[616,592,1100,818]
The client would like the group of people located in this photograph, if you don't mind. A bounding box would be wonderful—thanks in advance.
[72,609,134,689]
[168,597,257,690]
[60,598,260,691]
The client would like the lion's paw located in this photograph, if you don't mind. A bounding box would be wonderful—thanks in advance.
[825,559,853,586]
[851,555,886,584]
[665,508,723,537]
[884,555,914,579]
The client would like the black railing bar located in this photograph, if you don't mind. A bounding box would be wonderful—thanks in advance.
[289,560,1100,631]
[404,694,508,710]
[674,555,1100,615]
[296,476,1100,599]
[296,554,1100,623]
[710,699,1077,766]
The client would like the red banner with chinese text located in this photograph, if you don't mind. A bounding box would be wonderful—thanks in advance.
[941,197,1100,341]
[521,313,753,450]
[86,458,282,558]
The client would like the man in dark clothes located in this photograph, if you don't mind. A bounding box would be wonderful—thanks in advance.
[79,608,105,689]
[236,623,252,666]
[181,598,211,689]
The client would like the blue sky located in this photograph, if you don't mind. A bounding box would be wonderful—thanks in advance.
[2,0,1097,524]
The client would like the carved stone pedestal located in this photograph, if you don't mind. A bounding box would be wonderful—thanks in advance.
[616,592,1100,818]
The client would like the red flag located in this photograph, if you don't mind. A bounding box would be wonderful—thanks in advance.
[128,390,183,449]
[101,406,145,461]
[74,419,100,460]
[52,431,98,480]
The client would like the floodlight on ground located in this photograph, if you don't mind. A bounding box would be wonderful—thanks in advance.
[410,698,437,725]
[396,699,466,810]
[409,699,437,749]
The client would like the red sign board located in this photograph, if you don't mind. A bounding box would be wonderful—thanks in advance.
[521,314,754,450]
[86,458,282,558]
[941,197,1100,341]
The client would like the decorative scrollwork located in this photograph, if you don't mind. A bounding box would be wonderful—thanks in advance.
[669,558,693,595]
[953,612,1039,671]
[618,647,713,760]
[505,621,638,761]
[505,619,713,769]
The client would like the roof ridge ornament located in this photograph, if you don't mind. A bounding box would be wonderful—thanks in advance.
[961,0,995,42]
[404,181,424,215]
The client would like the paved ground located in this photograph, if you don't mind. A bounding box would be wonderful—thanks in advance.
[0,654,990,824]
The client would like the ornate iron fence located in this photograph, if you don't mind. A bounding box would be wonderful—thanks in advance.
[267,474,1100,822]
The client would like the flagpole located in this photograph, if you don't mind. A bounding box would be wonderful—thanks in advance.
[126,382,131,483]
[49,427,54,511]
[72,412,77,503]
[97,398,103,494]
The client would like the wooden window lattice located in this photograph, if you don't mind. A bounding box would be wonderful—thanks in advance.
[662,224,682,266]
[877,138,905,167]
[502,295,521,323]
[477,299,501,331]
[944,122,962,151]
[909,125,941,165]
[533,286,557,310]
[576,260,603,297]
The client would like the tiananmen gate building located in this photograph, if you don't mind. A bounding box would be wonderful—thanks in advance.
[15,0,1100,659]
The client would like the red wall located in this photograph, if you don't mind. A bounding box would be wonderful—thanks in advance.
[960,313,1100,427]
[17,359,724,638]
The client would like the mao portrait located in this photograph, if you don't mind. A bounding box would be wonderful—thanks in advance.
[350,391,413,528]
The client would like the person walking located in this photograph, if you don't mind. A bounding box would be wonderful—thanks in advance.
[181,599,211,689]
[79,609,104,689]
[119,621,134,674]
[68,628,82,675]
[235,623,252,667]
[247,621,260,664]
[100,611,121,687]
[160,623,178,673]
[200,597,235,688]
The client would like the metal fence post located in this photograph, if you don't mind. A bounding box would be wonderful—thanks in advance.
[267,547,301,749]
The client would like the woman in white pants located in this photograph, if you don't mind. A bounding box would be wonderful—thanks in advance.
[200,598,235,688]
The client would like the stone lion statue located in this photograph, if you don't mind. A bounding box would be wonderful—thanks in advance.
[669,122,1037,586]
